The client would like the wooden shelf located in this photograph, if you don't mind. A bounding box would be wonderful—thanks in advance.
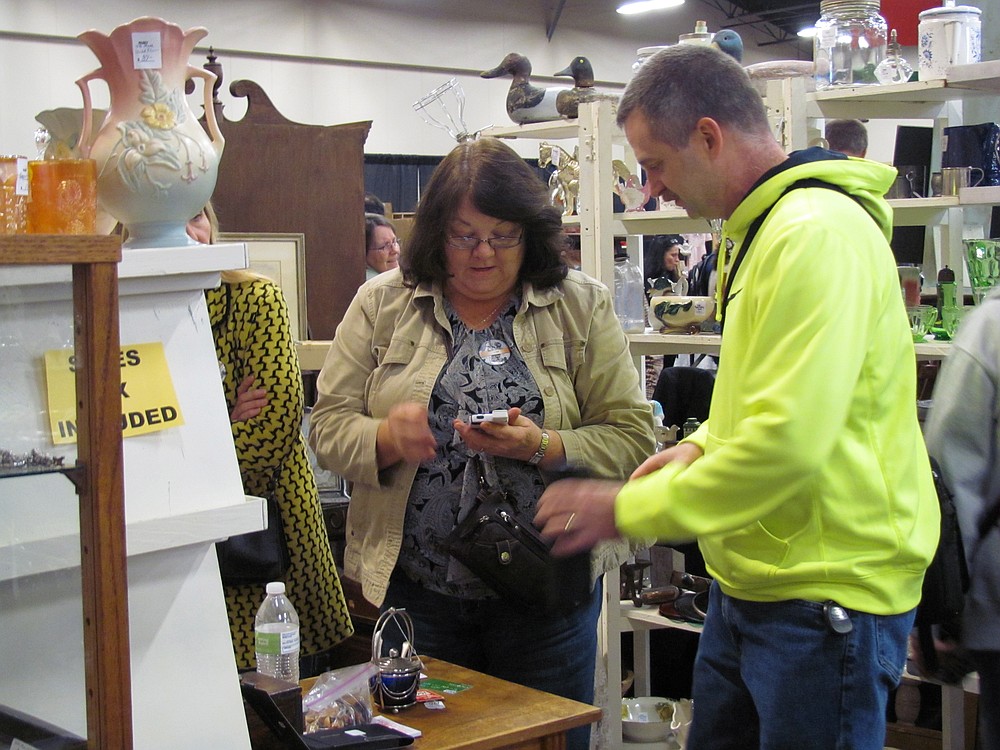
[0,234,120,264]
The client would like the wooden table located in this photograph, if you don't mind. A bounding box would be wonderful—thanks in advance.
[303,657,601,750]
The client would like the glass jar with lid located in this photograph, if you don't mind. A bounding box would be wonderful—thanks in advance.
[813,0,888,89]
[632,46,671,76]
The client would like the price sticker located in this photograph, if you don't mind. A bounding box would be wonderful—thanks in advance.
[15,157,28,195]
[131,31,162,69]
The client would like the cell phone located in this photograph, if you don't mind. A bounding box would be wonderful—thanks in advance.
[468,409,509,426]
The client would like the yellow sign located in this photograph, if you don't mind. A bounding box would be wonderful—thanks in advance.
[44,342,185,445]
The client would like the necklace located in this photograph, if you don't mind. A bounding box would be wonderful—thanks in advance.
[463,298,507,330]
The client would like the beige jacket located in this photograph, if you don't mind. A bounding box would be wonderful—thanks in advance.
[309,268,654,607]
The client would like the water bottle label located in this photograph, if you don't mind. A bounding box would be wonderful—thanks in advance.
[255,627,300,655]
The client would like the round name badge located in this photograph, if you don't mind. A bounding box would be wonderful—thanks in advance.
[478,339,511,366]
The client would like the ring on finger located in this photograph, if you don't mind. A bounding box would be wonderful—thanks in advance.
[564,512,577,532]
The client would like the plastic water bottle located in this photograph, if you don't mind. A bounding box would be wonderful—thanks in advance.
[614,250,646,333]
[255,581,300,683]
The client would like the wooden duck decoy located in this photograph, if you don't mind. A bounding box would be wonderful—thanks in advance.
[553,56,620,119]
[481,53,566,125]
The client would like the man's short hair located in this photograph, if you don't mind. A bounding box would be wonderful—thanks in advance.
[825,119,868,157]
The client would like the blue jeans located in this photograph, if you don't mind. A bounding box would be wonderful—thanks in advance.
[382,572,602,750]
[687,583,915,750]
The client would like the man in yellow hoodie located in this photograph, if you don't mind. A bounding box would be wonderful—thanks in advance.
[536,45,939,749]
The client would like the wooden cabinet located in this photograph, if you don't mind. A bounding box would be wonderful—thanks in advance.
[0,235,130,749]
[1,239,263,749]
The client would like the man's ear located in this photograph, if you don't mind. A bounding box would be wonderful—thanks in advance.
[692,117,724,158]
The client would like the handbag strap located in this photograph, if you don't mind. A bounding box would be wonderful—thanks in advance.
[243,443,294,500]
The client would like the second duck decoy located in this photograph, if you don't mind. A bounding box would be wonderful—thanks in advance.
[553,56,621,119]
[481,52,566,125]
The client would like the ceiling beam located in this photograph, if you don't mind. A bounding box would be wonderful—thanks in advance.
[546,0,568,41]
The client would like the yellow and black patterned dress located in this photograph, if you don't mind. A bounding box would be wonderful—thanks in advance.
[207,279,353,669]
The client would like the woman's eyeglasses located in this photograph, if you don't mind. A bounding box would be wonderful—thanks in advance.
[373,238,400,253]
[447,234,523,251]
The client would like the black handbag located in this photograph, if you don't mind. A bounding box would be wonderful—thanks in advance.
[217,465,291,587]
[443,472,592,615]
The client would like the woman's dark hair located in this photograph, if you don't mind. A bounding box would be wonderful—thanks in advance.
[645,234,686,281]
[401,139,567,289]
[365,212,396,256]
[364,192,386,215]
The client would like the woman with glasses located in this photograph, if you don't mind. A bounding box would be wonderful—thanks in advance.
[310,138,653,750]
[365,212,400,280]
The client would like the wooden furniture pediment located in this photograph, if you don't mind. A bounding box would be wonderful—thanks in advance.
[206,72,372,340]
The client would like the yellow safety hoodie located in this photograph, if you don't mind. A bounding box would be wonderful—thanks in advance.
[616,149,939,614]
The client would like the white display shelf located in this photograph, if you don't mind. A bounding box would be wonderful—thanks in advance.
[482,115,631,143]
[628,332,951,361]
[2,242,247,297]
[481,119,579,141]
[0,496,265,582]
[618,209,714,235]
[619,600,704,636]
[888,196,956,226]
[805,62,1000,119]
[959,185,1000,206]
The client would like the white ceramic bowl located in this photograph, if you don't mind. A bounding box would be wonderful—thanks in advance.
[649,296,716,331]
[622,696,674,743]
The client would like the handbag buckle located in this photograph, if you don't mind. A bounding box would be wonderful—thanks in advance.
[497,539,514,565]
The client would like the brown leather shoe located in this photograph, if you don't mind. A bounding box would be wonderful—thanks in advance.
[668,570,712,593]
[634,584,681,608]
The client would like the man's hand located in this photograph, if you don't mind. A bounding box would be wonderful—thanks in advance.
[631,441,703,479]
[534,478,624,556]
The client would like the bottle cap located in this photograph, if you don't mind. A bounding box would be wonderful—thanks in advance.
[937,265,955,283]
[266,581,286,595]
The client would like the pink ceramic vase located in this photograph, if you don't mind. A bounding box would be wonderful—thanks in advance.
[76,17,224,248]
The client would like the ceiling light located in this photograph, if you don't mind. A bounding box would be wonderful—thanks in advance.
[797,26,818,38]
[617,0,685,15]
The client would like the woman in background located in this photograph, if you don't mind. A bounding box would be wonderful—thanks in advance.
[188,204,353,675]
[644,233,687,296]
[365,212,401,280]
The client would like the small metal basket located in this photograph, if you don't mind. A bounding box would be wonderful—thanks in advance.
[371,607,423,712]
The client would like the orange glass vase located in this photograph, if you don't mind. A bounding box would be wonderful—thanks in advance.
[1,155,28,234]
[26,158,98,234]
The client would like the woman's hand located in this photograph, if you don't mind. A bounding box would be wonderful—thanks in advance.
[453,407,552,464]
[377,402,437,468]
[230,375,268,423]
[630,441,703,479]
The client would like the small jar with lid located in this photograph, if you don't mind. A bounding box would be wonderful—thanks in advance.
[632,46,670,76]
[678,20,714,46]
[813,0,888,89]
